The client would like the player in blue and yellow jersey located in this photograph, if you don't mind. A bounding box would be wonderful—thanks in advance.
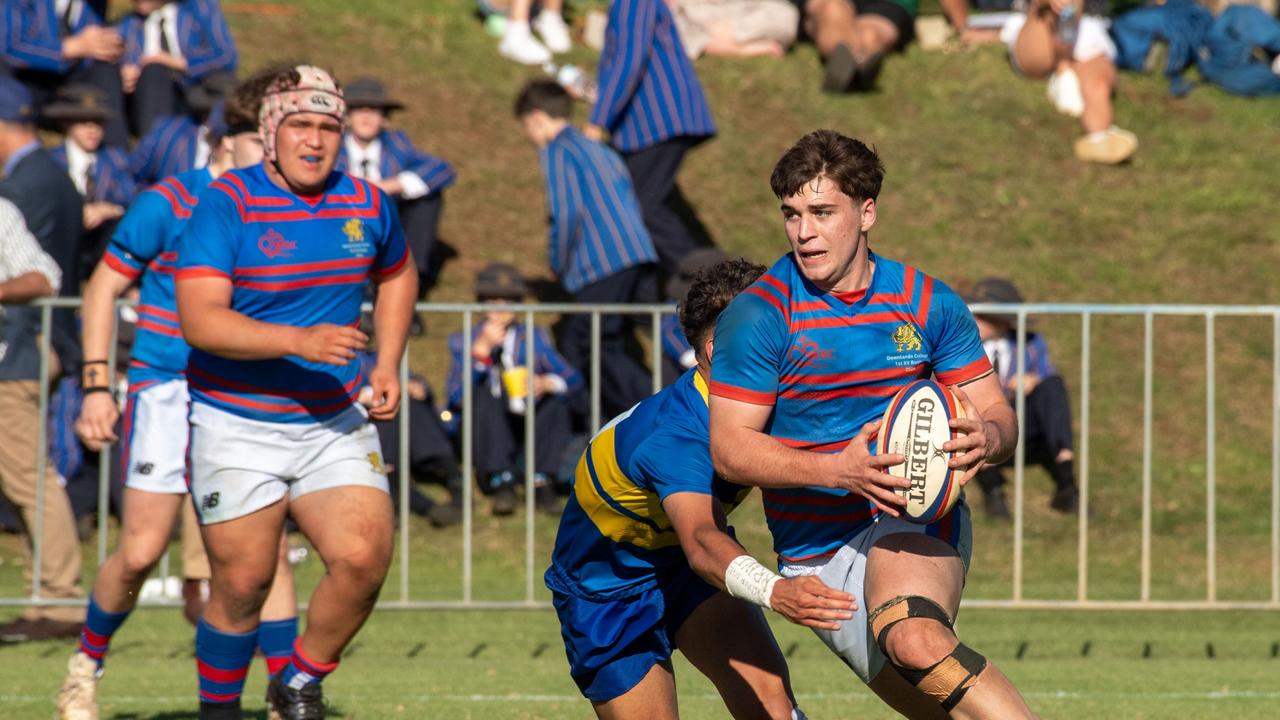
[59,70,300,720]
[174,65,417,720]
[548,258,859,720]
[709,131,1037,718]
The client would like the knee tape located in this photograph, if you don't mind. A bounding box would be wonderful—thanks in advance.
[868,595,987,710]
[868,594,953,650]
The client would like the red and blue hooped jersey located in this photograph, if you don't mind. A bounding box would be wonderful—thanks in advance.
[105,167,213,386]
[710,251,992,562]
[174,163,409,424]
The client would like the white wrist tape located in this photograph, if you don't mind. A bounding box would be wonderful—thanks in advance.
[725,555,782,609]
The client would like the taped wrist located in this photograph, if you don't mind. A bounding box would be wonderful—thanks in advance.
[724,555,781,609]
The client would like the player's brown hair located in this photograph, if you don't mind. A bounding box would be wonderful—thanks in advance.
[678,258,767,362]
[769,129,884,202]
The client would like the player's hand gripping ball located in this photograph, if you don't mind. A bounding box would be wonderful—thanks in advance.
[877,379,968,524]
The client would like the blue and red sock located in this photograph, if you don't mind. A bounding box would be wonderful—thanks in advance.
[257,617,298,677]
[79,594,130,667]
[278,638,339,689]
[195,618,256,706]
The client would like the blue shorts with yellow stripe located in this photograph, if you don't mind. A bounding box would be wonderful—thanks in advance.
[552,562,719,702]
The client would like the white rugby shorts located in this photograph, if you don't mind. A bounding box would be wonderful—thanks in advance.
[187,402,389,525]
[779,500,973,684]
[122,379,192,494]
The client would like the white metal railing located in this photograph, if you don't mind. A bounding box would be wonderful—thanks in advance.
[1,300,1277,611]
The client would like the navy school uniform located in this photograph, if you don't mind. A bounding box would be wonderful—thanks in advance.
[50,140,138,282]
[129,113,202,187]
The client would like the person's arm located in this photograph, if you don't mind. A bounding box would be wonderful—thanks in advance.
[533,327,582,396]
[365,261,417,421]
[2,4,69,71]
[0,199,61,299]
[939,0,969,31]
[543,145,577,278]
[386,131,455,201]
[74,262,134,450]
[588,0,658,133]
[181,0,237,80]
[664,492,856,630]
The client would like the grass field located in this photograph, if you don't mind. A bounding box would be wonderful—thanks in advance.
[1,0,1277,717]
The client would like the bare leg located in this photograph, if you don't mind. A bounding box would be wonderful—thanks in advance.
[592,661,679,720]
[704,22,786,59]
[806,0,858,58]
[1074,54,1116,134]
[1012,9,1060,79]
[866,665,950,720]
[91,490,185,612]
[509,0,533,22]
[866,534,1036,719]
[677,592,797,719]
[259,533,296,622]
[201,499,288,632]
[289,486,393,663]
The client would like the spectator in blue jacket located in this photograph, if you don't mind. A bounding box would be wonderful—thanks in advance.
[127,70,234,186]
[586,0,717,277]
[447,264,583,516]
[337,78,456,333]
[967,277,1081,519]
[516,80,659,417]
[0,0,129,146]
[115,0,237,136]
[43,84,137,285]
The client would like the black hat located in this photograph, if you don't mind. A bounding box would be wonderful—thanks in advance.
[475,262,526,300]
[665,248,729,302]
[42,84,111,123]
[967,277,1025,327]
[343,78,405,112]
[185,71,238,114]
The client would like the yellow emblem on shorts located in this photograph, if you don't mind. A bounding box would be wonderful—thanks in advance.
[367,452,385,474]
[892,324,923,353]
[343,218,365,244]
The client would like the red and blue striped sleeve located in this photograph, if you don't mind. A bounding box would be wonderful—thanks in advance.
[104,190,171,280]
[925,280,993,386]
[175,185,238,281]
[709,288,788,406]
[372,187,409,279]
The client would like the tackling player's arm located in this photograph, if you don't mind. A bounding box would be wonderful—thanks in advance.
[709,399,910,516]
[75,261,135,450]
[663,492,855,630]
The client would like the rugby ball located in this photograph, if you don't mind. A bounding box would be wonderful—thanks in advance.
[877,379,966,524]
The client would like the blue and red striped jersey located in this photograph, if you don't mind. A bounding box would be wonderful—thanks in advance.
[710,251,992,562]
[174,164,409,424]
[105,167,212,385]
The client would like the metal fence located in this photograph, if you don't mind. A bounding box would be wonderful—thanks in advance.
[1,299,1278,611]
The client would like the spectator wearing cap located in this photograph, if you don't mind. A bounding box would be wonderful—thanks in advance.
[515,80,658,417]
[127,70,234,187]
[659,247,726,384]
[587,0,717,276]
[337,78,456,331]
[0,0,130,147]
[446,263,583,516]
[44,84,137,285]
[0,75,85,641]
[967,277,1081,519]
[116,0,237,136]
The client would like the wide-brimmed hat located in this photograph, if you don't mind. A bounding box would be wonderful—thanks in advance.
[343,78,405,112]
[476,262,526,300]
[665,248,729,302]
[186,71,238,113]
[966,277,1027,327]
[41,84,112,123]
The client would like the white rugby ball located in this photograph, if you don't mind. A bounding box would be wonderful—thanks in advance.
[877,379,966,524]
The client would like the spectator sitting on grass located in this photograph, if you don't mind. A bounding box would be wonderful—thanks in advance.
[801,0,920,92]
[967,277,1081,519]
[940,0,1137,164]
[496,0,573,65]
[670,0,800,59]
[446,263,583,517]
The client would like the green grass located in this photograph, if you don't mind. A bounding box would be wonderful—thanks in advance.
[3,0,1277,716]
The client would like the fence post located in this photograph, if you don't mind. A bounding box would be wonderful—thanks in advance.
[399,345,411,604]
[1205,313,1216,603]
[1078,312,1091,603]
[1012,310,1026,603]
[1141,312,1153,603]
[525,309,537,604]
[462,310,474,603]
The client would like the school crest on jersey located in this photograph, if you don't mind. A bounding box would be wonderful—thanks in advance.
[887,323,929,368]
[891,324,923,353]
[340,218,372,257]
[258,228,295,259]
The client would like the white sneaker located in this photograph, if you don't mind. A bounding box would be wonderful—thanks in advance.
[56,652,100,720]
[533,12,572,54]
[1047,68,1085,118]
[499,21,552,65]
[1074,126,1138,164]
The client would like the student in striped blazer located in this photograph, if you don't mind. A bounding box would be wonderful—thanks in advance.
[115,0,237,136]
[337,78,456,332]
[516,80,659,418]
[586,0,717,277]
[127,70,235,186]
[0,0,129,146]
[44,84,138,285]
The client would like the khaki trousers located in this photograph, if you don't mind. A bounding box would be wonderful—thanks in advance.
[0,378,85,622]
